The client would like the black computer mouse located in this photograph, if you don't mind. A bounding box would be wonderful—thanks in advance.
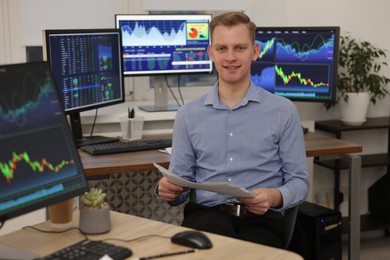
[171,230,213,249]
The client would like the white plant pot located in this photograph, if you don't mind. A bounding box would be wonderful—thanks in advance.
[339,92,370,125]
[79,206,111,234]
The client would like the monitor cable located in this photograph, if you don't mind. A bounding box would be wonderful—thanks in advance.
[164,76,182,107]
[177,75,185,105]
[89,109,99,137]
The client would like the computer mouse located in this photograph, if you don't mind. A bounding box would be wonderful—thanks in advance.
[171,230,213,249]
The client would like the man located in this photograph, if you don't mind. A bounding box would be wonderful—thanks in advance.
[156,12,308,248]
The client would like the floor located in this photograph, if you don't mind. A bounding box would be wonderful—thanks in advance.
[342,233,390,260]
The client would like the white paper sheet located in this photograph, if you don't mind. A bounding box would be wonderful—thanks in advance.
[154,163,254,197]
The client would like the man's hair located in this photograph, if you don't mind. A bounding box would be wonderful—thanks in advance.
[209,12,257,44]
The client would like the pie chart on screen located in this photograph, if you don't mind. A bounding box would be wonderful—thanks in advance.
[188,28,198,38]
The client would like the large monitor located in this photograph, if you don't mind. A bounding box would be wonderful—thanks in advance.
[0,62,89,228]
[115,14,213,112]
[251,26,340,103]
[43,29,125,147]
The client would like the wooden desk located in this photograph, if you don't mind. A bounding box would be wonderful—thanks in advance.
[78,132,362,260]
[0,211,302,260]
[79,132,361,176]
[79,149,171,177]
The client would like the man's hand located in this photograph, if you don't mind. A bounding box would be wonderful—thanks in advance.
[238,188,282,215]
[157,176,188,201]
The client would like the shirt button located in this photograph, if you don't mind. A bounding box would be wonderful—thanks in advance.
[228,177,232,182]
[229,132,233,137]
[229,157,233,162]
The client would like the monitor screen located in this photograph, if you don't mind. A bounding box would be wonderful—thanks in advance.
[0,62,89,223]
[251,27,340,103]
[115,14,213,76]
[43,29,125,146]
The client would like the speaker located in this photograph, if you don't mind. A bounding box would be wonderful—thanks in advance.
[368,173,390,221]
[288,201,342,260]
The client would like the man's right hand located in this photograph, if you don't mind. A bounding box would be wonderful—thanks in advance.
[157,176,188,201]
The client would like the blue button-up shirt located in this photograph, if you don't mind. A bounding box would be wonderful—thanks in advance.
[167,81,309,211]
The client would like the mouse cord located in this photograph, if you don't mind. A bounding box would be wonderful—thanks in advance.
[102,234,171,243]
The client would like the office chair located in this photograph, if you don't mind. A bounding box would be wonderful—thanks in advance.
[282,205,299,249]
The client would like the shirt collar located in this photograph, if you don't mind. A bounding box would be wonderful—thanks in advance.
[204,81,262,109]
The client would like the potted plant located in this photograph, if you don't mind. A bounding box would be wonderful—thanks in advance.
[79,188,111,234]
[330,32,390,125]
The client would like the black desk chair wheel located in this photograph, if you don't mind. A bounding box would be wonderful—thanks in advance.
[282,205,299,249]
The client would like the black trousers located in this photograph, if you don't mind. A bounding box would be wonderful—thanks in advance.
[181,202,285,248]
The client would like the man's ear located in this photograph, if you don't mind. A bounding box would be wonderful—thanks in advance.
[252,43,260,61]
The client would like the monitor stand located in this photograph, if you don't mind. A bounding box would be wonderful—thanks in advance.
[0,245,39,259]
[138,75,181,112]
[138,104,180,112]
[68,113,118,147]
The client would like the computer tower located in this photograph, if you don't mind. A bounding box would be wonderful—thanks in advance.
[288,201,342,260]
[368,173,390,221]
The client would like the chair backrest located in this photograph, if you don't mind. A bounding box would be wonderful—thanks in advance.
[282,205,299,249]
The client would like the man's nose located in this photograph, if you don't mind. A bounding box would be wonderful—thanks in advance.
[225,49,237,61]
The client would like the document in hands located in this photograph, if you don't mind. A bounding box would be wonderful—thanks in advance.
[153,163,254,197]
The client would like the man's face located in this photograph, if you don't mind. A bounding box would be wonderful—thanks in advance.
[208,24,259,86]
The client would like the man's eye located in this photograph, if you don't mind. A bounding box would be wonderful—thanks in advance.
[217,47,225,52]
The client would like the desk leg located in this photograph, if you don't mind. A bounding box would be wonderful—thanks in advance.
[341,154,361,260]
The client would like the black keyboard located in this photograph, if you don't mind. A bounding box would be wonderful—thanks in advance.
[40,240,132,260]
[80,139,172,155]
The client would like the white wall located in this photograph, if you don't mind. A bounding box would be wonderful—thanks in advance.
[1,0,390,229]
[2,0,390,120]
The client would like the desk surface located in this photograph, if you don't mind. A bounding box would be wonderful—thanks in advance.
[0,211,302,260]
[79,132,362,176]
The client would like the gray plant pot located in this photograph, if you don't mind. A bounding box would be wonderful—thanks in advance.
[79,206,111,234]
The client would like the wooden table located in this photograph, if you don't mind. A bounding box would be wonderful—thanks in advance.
[79,148,171,177]
[79,132,361,176]
[0,211,303,260]
[78,132,362,260]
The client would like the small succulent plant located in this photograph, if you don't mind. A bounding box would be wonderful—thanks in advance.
[81,188,108,209]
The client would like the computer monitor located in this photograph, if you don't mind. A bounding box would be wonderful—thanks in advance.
[115,14,213,112]
[251,26,340,103]
[43,29,125,147]
[0,61,89,226]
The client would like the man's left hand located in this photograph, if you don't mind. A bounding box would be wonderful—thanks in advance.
[238,188,282,215]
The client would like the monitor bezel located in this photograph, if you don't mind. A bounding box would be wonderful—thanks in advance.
[115,13,213,77]
[0,61,89,223]
[253,26,340,104]
[43,28,126,114]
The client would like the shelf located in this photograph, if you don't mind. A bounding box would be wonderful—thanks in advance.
[316,117,390,135]
[314,153,390,170]
[342,214,390,233]
[315,117,390,233]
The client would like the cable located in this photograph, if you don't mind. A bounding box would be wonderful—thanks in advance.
[23,226,89,240]
[103,234,171,243]
[23,225,170,244]
[89,109,99,137]
[164,76,182,107]
[177,75,185,105]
